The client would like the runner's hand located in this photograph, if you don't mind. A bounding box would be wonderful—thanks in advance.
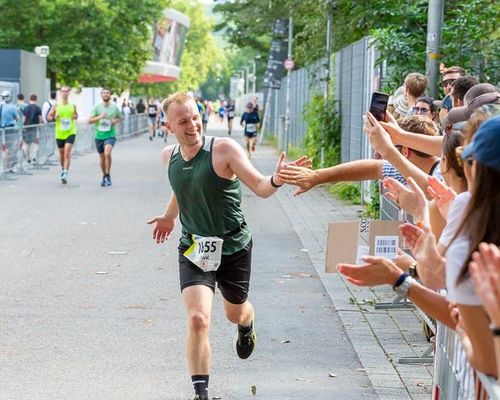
[426,176,456,219]
[147,215,175,244]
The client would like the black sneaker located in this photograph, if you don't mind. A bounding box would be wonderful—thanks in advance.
[236,319,256,359]
[105,175,112,186]
[100,177,106,187]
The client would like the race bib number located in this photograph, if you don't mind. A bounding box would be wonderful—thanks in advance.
[60,118,72,131]
[246,123,257,133]
[99,119,112,132]
[228,110,235,118]
[184,235,223,272]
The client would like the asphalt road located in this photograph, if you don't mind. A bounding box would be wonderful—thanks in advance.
[0,123,377,400]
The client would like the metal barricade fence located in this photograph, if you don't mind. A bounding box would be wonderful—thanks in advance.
[433,321,500,400]
[0,114,148,181]
[380,193,500,399]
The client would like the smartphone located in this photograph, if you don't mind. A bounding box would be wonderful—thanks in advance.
[369,92,389,121]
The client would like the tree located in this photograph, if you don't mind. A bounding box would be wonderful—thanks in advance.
[0,0,160,91]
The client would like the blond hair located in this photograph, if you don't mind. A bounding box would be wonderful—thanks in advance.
[404,73,427,98]
[162,92,194,116]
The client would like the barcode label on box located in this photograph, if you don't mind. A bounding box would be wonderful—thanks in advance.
[374,235,399,259]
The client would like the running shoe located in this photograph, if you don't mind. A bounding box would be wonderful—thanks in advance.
[236,319,256,359]
[61,171,68,184]
[100,177,106,187]
[105,175,112,186]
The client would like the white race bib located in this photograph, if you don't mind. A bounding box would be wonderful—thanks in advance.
[60,118,72,131]
[99,119,112,132]
[228,111,235,118]
[246,123,257,133]
[184,235,223,272]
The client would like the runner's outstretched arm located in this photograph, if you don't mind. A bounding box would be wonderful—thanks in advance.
[221,138,311,198]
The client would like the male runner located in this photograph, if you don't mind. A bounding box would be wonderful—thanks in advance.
[47,86,78,184]
[147,92,310,400]
[226,100,235,135]
[240,102,260,158]
[88,88,121,187]
[147,98,159,141]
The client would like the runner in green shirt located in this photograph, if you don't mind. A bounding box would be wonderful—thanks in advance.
[88,88,121,187]
[47,86,78,184]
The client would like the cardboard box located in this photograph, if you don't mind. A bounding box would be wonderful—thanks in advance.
[325,219,404,273]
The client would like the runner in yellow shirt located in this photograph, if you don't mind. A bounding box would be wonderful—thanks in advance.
[48,86,78,184]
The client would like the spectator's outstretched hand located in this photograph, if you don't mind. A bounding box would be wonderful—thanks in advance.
[427,176,456,220]
[338,256,402,287]
[399,223,445,289]
[383,176,429,225]
[273,153,312,188]
[469,243,500,325]
[278,164,317,196]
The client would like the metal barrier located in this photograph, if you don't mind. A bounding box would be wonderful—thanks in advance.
[433,321,500,400]
[379,191,500,397]
[0,114,148,181]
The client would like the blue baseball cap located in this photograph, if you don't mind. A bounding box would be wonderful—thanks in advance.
[462,115,500,171]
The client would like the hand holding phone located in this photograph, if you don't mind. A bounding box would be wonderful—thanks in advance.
[369,92,389,121]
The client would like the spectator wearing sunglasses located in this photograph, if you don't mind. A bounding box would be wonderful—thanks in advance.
[438,66,466,126]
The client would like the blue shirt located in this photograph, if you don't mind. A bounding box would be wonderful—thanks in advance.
[0,103,18,128]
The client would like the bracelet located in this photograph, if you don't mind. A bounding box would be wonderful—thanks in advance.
[393,272,409,289]
[270,175,283,188]
[490,323,500,336]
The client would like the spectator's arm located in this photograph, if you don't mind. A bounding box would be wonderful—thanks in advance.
[382,147,434,200]
[380,121,443,157]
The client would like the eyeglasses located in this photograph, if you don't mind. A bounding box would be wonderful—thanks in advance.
[455,146,474,167]
[413,107,430,114]
[442,79,455,87]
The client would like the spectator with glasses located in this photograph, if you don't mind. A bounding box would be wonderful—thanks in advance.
[438,66,466,125]
[412,96,437,121]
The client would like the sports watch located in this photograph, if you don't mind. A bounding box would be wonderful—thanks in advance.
[393,273,415,297]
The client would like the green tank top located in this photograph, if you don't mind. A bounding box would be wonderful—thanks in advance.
[169,136,251,255]
[55,103,77,139]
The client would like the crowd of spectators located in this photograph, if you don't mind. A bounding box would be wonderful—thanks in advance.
[279,66,500,394]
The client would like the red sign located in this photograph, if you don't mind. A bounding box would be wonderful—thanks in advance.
[284,59,295,70]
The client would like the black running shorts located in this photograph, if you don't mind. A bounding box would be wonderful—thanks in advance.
[178,239,252,305]
[56,134,76,149]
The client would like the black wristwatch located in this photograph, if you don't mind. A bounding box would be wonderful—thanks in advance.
[270,175,283,188]
[490,323,500,336]
[408,262,419,279]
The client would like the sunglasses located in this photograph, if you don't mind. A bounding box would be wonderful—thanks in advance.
[413,107,430,114]
[442,79,456,87]
[455,146,474,167]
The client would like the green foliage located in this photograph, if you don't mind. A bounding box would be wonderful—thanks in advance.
[364,181,380,219]
[0,0,160,91]
[329,182,361,205]
[213,0,499,92]
[303,95,341,169]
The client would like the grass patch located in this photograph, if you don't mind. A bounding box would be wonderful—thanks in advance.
[328,182,361,205]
